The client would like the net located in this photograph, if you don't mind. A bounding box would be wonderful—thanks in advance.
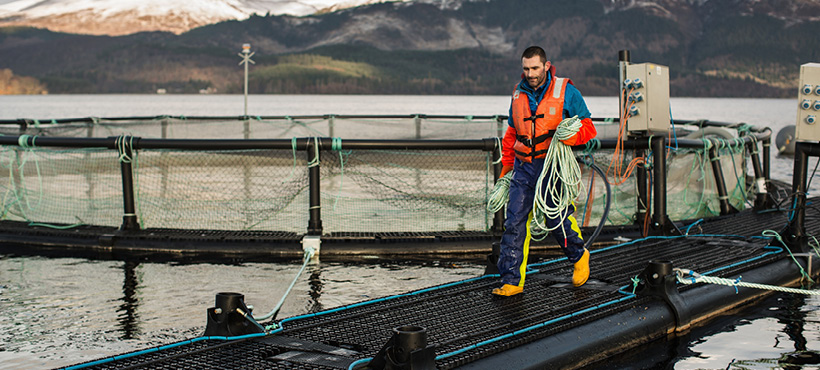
[0,116,757,236]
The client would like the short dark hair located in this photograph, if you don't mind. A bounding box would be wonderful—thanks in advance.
[521,46,547,63]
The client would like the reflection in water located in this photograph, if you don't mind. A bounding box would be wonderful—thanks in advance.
[117,260,141,340]
[779,294,807,352]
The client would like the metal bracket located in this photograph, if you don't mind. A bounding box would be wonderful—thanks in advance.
[634,261,691,332]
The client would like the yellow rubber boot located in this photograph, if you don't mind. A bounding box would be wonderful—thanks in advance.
[492,284,523,296]
[572,249,590,287]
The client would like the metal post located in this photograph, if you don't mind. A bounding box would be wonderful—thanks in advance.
[415,115,422,139]
[118,137,140,231]
[748,141,770,210]
[307,138,323,235]
[762,137,771,180]
[650,137,679,236]
[651,137,666,230]
[244,60,248,116]
[708,145,737,215]
[329,115,335,137]
[618,50,630,116]
[160,119,169,199]
[786,142,814,252]
[238,44,255,117]
[635,145,648,226]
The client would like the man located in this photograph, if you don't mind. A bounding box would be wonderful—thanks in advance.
[493,46,597,296]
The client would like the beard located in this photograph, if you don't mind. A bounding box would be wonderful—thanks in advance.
[527,72,545,88]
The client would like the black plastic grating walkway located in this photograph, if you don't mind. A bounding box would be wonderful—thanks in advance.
[66,205,789,370]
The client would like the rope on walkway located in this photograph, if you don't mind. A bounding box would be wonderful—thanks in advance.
[674,268,820,295]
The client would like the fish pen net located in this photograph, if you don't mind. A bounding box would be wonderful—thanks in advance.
[320,148,494,233]
[0,116,756,236]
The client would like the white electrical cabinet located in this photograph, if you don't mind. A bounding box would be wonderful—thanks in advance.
[625,63,670,133]
[796,63,820,141]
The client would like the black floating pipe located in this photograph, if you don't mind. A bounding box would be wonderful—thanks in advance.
[0,135,769,153]
[461,256,813,370]
[114,136,140,231]
[307,139,322,235]
[707,145,738,215]
[785,142,820,253]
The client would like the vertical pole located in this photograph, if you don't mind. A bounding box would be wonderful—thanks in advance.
[329,115,335,137]
[239,44,254,118]
[160,119,169,200]
[307,138,323,235]
[708,144,736,215]
[635,146,648,225]
[618,50,630,118]
[496,116,504,139]
[86,124,95,216]
[649,136,679,235]
[118,137,139,231]
[244,57,249,117]
[415,115,422,139]
[748,141,769,210]
[762,137,771,181]
[786,142,811,252]
[651,137,666,229]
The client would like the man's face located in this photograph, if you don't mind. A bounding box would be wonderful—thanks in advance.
[522,56,550,88]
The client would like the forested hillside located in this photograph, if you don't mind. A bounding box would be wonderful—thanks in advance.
[1,0,818,96]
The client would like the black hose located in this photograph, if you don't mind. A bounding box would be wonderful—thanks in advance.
[578,156,611,250]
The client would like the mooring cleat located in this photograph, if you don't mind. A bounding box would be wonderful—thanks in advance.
[572,249,590,287]
[492,284,523,296]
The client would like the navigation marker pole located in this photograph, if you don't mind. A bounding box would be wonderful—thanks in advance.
[238,43,255,117]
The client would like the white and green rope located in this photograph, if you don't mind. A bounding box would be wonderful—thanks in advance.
[530,116,584,240]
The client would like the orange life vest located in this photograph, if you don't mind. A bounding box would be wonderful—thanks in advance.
[510,76,568,162]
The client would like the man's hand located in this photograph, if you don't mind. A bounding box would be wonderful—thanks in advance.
[499,165,514,179]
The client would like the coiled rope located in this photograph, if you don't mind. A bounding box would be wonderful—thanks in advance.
[486,171,512,213]
[531,116,584,240]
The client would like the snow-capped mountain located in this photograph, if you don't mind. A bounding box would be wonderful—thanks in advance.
[0,0,407,35]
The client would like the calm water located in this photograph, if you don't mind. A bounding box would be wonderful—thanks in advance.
[0,94,817,370]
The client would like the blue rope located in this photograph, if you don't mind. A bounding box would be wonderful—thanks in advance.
[684,219,704,235]
[347,358,373,370]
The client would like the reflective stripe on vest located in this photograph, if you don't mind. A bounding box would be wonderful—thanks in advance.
[511,77,568,162]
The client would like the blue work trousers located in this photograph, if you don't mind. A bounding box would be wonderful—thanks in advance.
[498,157,585,287]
